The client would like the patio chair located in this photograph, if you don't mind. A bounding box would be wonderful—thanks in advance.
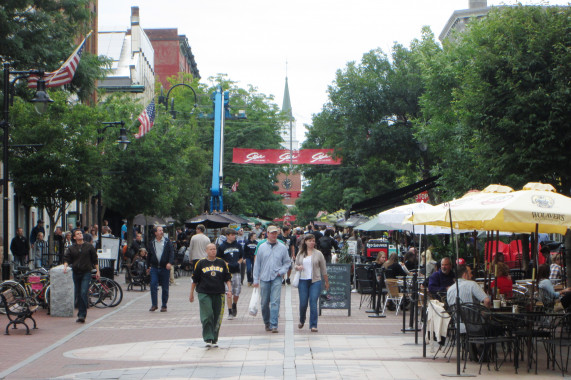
[542,312,571,376]
[383,278,404,316]
[459,303,516,374]
[355,266,374,309]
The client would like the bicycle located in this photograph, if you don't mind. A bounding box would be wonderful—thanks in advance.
[0,264,50,314]
[88,273,123,308]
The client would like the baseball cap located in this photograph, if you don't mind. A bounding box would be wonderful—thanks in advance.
[267,226,280,233]
[456,258,466,265]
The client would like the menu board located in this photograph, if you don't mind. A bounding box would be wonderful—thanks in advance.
[319,263,351,316]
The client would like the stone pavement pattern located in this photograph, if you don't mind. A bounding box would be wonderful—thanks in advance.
[0,274,567,379]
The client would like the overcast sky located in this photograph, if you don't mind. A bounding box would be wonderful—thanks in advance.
[98,0,565,141]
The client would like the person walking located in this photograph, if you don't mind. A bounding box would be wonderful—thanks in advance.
[146,226,175,312]
[63,229,100,323]
[189,224,211,264]
[190,243,232,348]
[294,234,329,332]
[243,232,258,286]
[253,225,291,333]
[216,228,244,320]
[10,227,29,267]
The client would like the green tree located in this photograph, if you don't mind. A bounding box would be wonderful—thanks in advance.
[194,76,286,219]
[10,92,100,257]
[0,0,109,102]
[298,45,427,220]
[414,6,571,198]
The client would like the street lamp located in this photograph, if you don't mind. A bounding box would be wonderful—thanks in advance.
[2,63,53,280]
[96,121,130,249]
[158,83,198,118]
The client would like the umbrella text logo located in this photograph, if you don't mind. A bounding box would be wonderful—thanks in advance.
[531,212,564,222]
[531,195,555,209]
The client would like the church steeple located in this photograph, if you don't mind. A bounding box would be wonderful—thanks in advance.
[282,76,293,120]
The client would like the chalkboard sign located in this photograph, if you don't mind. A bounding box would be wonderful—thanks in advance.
[319,263,351,316]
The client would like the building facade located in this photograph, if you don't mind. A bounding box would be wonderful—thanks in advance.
[98,6,155,105]
[145,28,200,89]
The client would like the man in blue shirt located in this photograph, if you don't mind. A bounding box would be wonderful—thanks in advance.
[428,257,455,298]
[253,225,290,333]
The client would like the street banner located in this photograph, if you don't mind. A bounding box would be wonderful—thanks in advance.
[232,148,341,165]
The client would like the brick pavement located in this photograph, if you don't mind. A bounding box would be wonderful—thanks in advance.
[0,273,566,379]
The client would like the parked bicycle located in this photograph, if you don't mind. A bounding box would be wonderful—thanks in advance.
[88,271,123,308]
[0,264,50,314]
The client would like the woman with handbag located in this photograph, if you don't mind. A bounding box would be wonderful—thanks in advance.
[294,234,329,332]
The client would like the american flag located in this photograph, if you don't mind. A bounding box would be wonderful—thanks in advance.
[28,32,91,89]
[135,99,156,139]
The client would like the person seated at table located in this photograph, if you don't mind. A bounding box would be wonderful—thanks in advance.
[374,252,387,266]
[404,250,418,271]
[382,253,408,278]
[428,257,455,298]
[490,262,513,298]
[421,247,437,277]
[549,253,563,281]
[538,263,571,311]
[492,251,505,265]
[447,264,491,308]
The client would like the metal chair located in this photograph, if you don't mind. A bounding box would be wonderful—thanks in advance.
[459,302,516,374]
[355,266,374,309]
[383,278,404,316]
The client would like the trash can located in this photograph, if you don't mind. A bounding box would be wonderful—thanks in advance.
[98,259,116,280]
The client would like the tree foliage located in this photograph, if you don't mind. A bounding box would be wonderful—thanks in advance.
[297,45,426,221]
[414,6,571,199]
[0,0,109,102]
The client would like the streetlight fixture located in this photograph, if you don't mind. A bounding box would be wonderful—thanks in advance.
[2,63,53,280]
[158,83,198,118]
[96,121,130,248]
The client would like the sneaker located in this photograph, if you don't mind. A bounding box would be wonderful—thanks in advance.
[205,340,212,348]
[212,341,218,348]
[76,317,85,323]
[271,328,278,333]
[286,278,291,285]
[232,303,237,317]
[228,311,234,320]
[265,325,272,332]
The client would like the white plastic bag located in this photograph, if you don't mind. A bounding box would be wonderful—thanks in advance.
[248,287,260,316]
[292,270,301,288]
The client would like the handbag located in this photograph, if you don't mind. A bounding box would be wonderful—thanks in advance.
[248,287,260,316]
[292,270,301,288]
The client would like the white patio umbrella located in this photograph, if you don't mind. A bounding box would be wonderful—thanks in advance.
[377,202,452,234]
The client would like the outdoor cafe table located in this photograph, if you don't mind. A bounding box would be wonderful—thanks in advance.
[489,309,565,373]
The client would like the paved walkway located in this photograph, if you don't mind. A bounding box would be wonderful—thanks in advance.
[0,273,567,379]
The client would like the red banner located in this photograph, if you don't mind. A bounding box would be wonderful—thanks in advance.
[233,148,341,165]
[274,191,302,199]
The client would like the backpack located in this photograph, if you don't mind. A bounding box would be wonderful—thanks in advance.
[319,236,333,252]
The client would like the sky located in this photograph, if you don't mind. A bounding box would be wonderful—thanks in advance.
[98,0,566,142]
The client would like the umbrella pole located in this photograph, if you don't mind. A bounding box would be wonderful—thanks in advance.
[442,207,474,377]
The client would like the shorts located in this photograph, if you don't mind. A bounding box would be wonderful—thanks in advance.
[226,273,242,296]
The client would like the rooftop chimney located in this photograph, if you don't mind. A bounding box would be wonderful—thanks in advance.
[469,0,487,9]
[131,6,140,26]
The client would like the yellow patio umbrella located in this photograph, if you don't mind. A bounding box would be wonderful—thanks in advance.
[409,183,571,234]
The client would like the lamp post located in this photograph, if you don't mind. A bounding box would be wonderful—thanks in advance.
[96,121,130,249]
[2,63,53,280]
[158,83,198,119]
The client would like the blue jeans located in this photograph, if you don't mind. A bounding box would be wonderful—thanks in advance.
[73,271,92,319]
[260,276,283,328]
[150,267,170,308]
[246,257,254,284]
[298,279,321,329]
